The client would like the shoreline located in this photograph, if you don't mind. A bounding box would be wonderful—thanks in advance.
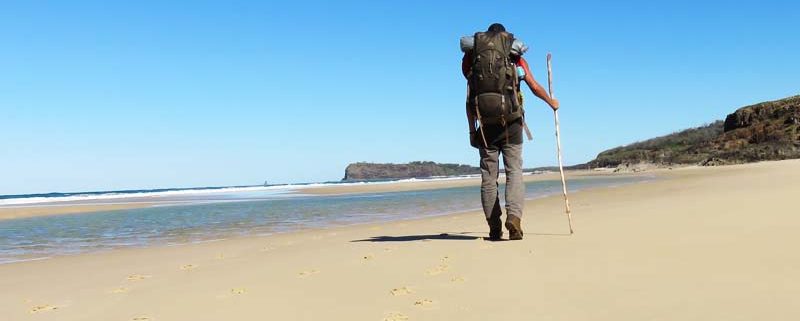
[1,170,651,266]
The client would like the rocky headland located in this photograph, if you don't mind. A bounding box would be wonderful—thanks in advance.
[586,95,800,169]
[343,161,480,181]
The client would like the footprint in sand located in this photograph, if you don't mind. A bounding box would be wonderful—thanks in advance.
[132,317,150,321]
[30,304,59,314]
[109,287,130,294]
[180,264,198,271]
[383,312,409,321]
[230,288,247,295]
[127,274,152,281]
[414,299,434,307]
[261,245,274,252]
[383,247,396,252]
[298,269,320,278]
[426,264,449,276]
[450,276,465,283]
[390,286,413,296]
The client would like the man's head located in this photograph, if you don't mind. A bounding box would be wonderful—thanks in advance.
[487,23,506,33]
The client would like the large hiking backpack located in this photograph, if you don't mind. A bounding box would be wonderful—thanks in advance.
[467,31,522,127]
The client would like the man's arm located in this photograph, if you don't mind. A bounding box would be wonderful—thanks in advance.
[461,53,471,79]
[463,53,476,132]
[518,57,559,110]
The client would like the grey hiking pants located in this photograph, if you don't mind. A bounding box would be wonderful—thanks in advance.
[479,143,524,220]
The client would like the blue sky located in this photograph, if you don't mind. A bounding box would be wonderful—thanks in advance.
[1,0,798,194]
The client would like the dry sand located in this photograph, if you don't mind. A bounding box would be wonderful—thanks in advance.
[1,160,799,320]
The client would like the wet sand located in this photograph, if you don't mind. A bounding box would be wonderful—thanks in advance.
[1,159,798,320]
[0,203,155,221]
[298,170,644,195]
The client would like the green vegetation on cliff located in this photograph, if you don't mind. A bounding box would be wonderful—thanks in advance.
[587,95,800,168]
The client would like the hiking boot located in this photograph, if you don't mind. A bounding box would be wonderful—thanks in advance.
[505,215,523,240]
[487,214,503,241]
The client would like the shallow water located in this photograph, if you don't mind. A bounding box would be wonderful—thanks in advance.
[0,176,651,263]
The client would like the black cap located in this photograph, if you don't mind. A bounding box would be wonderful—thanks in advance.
[487,23,506,32]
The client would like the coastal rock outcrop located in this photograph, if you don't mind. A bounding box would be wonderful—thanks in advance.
[586,95,800,168]
[343,161,480,181]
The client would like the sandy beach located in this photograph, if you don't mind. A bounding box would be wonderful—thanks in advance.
[1,159,799,320]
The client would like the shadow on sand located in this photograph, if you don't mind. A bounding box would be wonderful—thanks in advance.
[528,232,573,237]
[351,233,481,242]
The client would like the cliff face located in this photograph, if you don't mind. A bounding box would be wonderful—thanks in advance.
[343,161,480,181]
[716,96,800,161]
[587,95,800,168]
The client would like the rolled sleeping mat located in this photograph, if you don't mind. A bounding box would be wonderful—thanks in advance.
[460,36,474,53]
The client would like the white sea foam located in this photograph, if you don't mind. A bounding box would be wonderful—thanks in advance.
[0,185,295,206]
[0,175,483,206]
[0,256,53,265]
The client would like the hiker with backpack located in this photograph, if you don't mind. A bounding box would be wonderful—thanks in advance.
[461,23,559,240]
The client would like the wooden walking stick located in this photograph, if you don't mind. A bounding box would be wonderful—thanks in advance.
[547,53,574,235]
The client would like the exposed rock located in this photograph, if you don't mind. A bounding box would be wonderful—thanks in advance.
[612,162,659,172]
[724,97,800,132]
[700,157,728,166]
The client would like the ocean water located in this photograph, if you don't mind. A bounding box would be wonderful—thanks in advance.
[0,175,651,264]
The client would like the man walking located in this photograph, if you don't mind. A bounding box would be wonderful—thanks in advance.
[460,23,559,240]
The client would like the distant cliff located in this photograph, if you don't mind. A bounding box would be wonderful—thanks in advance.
[343,161,480,181]
[587,95,800,168]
